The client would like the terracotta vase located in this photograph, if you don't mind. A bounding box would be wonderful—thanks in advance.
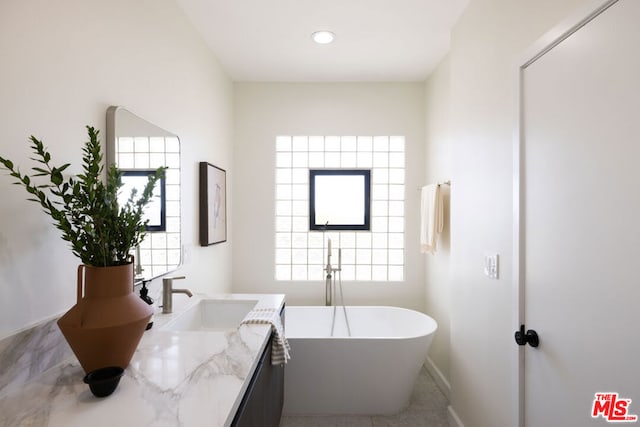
[57,262,153,373]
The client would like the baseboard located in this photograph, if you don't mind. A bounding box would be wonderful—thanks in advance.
[424,356,451,401]
[448,405,465,427]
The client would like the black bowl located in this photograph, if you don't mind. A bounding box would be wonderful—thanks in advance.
[83,366,124,398]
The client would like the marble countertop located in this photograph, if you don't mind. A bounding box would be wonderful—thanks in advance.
[0,293,285,427]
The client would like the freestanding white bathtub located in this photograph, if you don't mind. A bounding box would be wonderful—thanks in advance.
[283,305,437,415]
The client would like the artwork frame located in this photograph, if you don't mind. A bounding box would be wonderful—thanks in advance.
[199,162,227,246]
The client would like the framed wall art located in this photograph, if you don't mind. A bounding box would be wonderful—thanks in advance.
[199,162,227,246]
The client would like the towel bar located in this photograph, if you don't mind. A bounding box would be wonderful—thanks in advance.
[417,181,450,190]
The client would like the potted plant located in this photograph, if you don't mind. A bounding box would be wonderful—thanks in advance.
[0,126,165,374]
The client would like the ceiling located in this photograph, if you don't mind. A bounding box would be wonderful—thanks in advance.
[176,0,469,82]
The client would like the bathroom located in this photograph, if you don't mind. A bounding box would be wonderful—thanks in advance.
[1,1,639,426]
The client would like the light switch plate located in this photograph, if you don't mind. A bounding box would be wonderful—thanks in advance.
[484,254,499,279]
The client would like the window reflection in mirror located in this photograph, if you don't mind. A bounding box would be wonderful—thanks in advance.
[309,169,371,231]
[106,106,181,281]
[118,170,166,232]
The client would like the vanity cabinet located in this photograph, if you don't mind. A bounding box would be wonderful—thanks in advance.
[231,308,284,427]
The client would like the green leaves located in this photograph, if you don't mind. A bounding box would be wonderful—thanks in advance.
[0,126,165,267]
[0,157,14,170]
[50,168,63,185]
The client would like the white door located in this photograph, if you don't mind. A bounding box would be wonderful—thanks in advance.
[519,0,640,426]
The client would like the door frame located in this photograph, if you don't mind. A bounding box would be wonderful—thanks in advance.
[512,1,619,425]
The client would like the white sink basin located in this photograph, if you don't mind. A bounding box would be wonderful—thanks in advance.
[162,299,259,332]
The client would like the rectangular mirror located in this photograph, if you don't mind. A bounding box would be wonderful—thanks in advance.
[106,106,181,282]
[309,169,371,231]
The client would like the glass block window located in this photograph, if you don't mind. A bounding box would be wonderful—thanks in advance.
[275,135,405,281]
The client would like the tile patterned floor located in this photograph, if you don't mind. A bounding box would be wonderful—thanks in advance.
[280,364,449,427]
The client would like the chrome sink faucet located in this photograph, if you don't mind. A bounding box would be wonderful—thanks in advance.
[162,276,192,314]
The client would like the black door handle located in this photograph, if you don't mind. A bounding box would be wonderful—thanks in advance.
[515,324,539,348]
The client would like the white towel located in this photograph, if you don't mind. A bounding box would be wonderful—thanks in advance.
[420,184,443,254]
[241,308,291,365]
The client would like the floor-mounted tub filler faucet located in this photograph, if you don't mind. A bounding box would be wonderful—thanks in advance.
[162,276,192,314]
[325,238,341,306]
[325,238,351,336]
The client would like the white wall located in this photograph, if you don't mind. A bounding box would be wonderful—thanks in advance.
[423,53,453,392]
[0,0,234,339]
[232,83,426,310]
[423,1,589,426]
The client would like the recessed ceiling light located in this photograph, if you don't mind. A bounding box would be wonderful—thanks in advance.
[311,30,335,45]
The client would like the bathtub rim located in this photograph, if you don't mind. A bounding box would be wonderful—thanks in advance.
[284,305,438,340]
